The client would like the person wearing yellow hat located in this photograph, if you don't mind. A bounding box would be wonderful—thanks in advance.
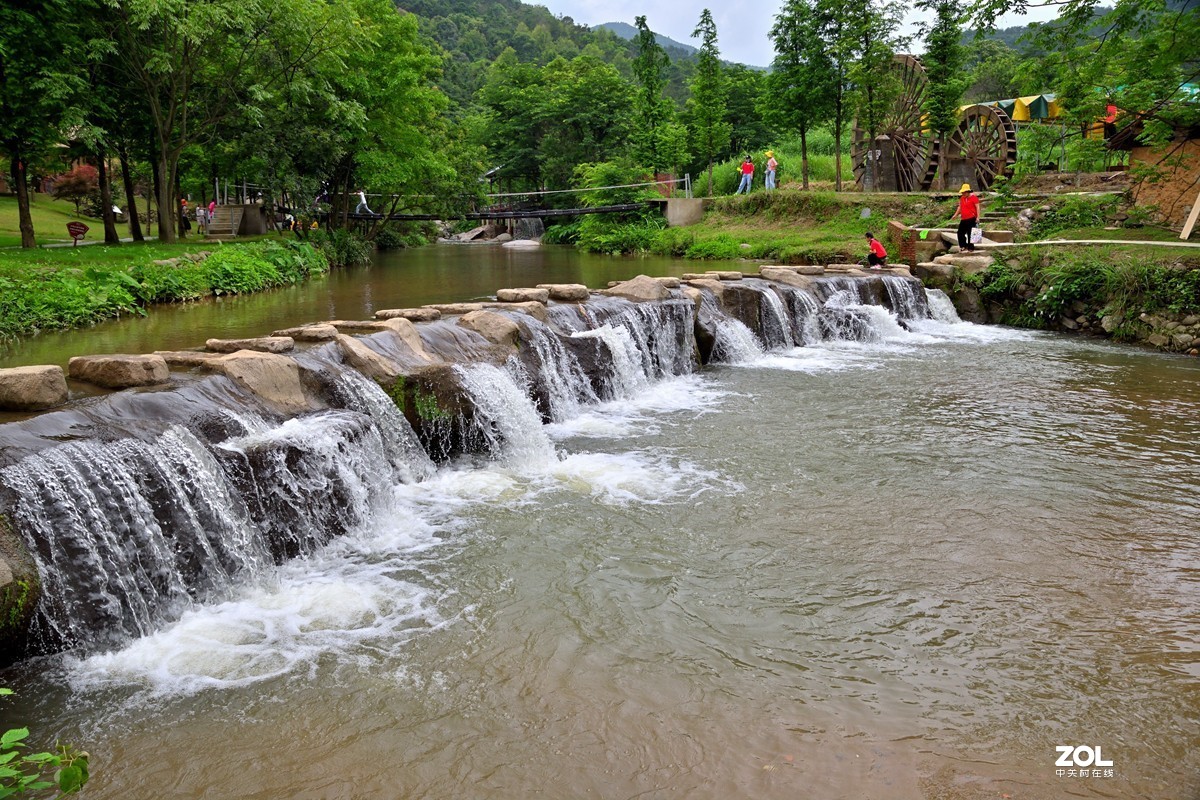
[950,182,981,252]
[765,151,778,191]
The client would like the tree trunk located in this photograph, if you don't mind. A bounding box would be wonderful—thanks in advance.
[157,150,176,243]
[834,112,843,192]
[707,159,714,197]
[801,127,810,191]
[97,151,120,244]
[10,149,36,248]
[117,140,144,241]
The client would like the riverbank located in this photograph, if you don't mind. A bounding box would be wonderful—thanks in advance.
[0,239,330,340]
[613,188,1198,353]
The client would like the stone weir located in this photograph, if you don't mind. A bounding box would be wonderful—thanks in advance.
[0,265,930,663]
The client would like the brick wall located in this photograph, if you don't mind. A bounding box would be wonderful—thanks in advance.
[887,219,916,266]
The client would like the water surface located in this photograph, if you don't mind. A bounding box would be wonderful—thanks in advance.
[2,311,1197,799]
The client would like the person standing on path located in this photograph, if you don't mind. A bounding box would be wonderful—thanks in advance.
[355,188,374,216]
[195,203,208,235]
[735,157,754,195]
[951,183,981,252]
[765,151,778,191]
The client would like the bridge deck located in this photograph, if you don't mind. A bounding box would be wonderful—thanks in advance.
[349,202,649,222]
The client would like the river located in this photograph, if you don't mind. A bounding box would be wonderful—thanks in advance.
[0,247,1197,799]
[0,245,701,369]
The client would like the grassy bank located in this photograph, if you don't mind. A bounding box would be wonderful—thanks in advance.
[0,194,138,248]
[0,239,329,339]
[955,246,1200,339]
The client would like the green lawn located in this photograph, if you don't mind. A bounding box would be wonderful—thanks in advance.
[0,193,139,248]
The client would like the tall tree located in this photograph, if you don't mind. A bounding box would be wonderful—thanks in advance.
[687,9,731,195]
[768,0,836,189]
[0,0,87,247]
[843,0,905,190]
[630,16,672,172]
[103,0,353,242]
[815,0,852,190]
[920,0,966,188]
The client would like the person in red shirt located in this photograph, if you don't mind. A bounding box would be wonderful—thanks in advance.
[950,183,981,252]
[864,231,887,269]
[735,157,754,195]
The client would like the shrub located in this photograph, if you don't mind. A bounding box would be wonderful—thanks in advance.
[310,228,372,267]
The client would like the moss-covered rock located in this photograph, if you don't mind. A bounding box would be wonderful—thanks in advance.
[0,513,40,667]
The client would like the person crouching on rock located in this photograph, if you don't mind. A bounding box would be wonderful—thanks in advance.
[864,231,887,269]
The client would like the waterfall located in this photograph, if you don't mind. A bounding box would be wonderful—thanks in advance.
[453,363,558,468]
[755,284,794,350]
[818,289,909,342]
[1,429,269,652]
[514,217,545,240]
[332,370,436,484]
[926,288,963,324]
[698,292,765,363]
[512,319,599,421]
[782,288,823,346]
[882,276,930,321]
[570,324,650,399]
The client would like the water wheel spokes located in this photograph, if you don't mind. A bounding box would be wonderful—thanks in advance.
[852,54,940,192]
[945,104,1018,191]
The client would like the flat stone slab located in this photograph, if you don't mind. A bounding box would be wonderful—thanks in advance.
[422,303,486,316]
[932,254,995,273]
[271,324,339,341]
[759,268,814,289]
[536,284,590,302]
[0,365,68,411]
[483,301,549,322]
[654,277,682,288]
[496,288,550,304]
[68,354,170,389]
[375,308,442,322]
[502,239,541,249]
[206,336,295,354]
[705,271,743,281]
[326,319,391,332]
[155,350,225,368]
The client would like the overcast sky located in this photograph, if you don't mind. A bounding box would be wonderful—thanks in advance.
[533,0,1062,67]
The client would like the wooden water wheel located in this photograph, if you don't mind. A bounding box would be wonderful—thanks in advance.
[851,54,940,192]
[943,104,1017,191]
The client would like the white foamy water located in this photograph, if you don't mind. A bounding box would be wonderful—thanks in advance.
[66,501,452,696]
[546,374,729,440]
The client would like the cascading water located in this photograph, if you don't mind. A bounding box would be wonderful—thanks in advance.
[882,276,930,321]
[751,282,795,350]
[452,363,558,469]
[1,428,269,652]
[781,287,823,346]
[698,292,764,363]
[510,318,598,421]
[925,288,963,324]
[332,369,436,484]
[570,324,650,399]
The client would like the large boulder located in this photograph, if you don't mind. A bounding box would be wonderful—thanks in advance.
[375,308,441,322]
[603,274,671,303]
[205,351,313,415]
[932,254,995,274]
[335,334,403,381]
[496,287,550,304]
[458,310,520,347]
[67,354,170,388]
[206,336,295,354]
[378,318,434,363]
[0,515,39,667]
[536,283,590,302]
[760,267,814,290]
[686,278,763,335]
[654,277,682,288]
[502,239,540,249]
[0,365,69,411]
